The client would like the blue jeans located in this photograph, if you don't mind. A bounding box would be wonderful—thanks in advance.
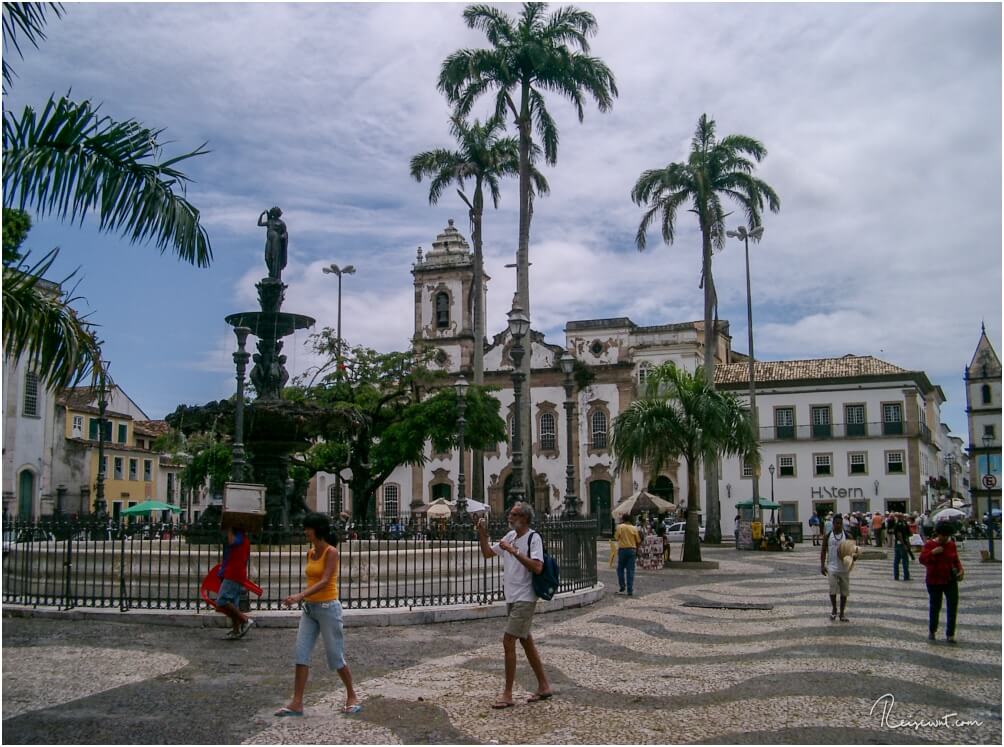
[294,600,346,671]
[893,544,911,580]
[216,579,243,607]
[617,548,636,593]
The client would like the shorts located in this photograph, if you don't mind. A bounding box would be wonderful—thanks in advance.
[828,572,850,597]
[295,600,346,671]
[216,579,243,607]
[505,601,537,640]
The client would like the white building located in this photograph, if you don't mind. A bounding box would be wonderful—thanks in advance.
[965,325,1001,517]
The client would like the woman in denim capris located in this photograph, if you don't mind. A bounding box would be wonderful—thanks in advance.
[275,512,360,716]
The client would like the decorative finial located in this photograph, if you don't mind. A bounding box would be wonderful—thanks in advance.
[416,246,423,263]
[982,319,986,335]
[448,218,454,227]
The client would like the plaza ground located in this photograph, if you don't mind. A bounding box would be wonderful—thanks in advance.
[2,541,1001,745]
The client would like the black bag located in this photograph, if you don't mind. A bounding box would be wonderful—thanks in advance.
[528,530,560,601]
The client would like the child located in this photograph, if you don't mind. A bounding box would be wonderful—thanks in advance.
[216,527,255,639]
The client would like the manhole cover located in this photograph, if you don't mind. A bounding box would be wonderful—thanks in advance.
[683,602,773,610]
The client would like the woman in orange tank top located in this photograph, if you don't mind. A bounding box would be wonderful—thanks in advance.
[275,512,360,717]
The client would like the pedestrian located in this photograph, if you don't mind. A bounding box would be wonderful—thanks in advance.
[276,512,360,717]
[475,502,552,709]
[735,513,742,548]
[808,511,820,546]
[871,511,885,548]
[892,515,914,581]
[885,512,896,547]
[215,526,255,640]
[820,513,852,622]
[614,513,641,596]
[919,521,965,643]
[823,512,833,537]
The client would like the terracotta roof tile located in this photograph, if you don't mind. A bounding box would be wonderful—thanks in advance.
[715,355,910,386]
[135,420,171,437]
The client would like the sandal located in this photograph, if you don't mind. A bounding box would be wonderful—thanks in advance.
[342,704,363,714]
[829,613,837,621]
[274,707,303,718]
[491,700,516,709]
[839,616,850,623]
[527,692,553,703]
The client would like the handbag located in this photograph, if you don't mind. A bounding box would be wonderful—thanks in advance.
[950,567,962,583]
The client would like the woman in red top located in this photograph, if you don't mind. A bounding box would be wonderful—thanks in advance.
[918,522,965,643]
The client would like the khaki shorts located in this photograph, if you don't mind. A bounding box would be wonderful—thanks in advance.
[828,571,850,596]
[505,601,537,639]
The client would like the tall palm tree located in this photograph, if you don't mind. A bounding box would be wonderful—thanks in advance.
[438,2,617,501]
[631,113,779,542]
[410,114,548,503]
[611,363,758,562]
[2,3,212,388]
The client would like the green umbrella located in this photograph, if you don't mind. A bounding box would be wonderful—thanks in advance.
[120,500,183,515]
[735,498,781,510]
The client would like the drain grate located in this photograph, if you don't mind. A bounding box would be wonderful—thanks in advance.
[683,602,773,611]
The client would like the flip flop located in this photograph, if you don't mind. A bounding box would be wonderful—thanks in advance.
[491,700,516,709]
[839,617,850,623]
[274,707,303,718]
[527,692,553,703]
[341,704,363,715]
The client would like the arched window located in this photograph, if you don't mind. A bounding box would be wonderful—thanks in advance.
[435,292,450,329]
[327,484,342,516]
[539,412,556,451]
[982,384,992,405]
[383,484,399,518]
[591,410,608,449]
[22,370,39,417]
[648,475,674,505]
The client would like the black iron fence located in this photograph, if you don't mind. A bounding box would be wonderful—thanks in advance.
[2,517,598,612]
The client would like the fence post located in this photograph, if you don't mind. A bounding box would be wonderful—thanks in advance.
[63,521,74,610]
[119,529,128,612]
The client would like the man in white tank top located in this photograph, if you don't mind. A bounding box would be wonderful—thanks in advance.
[820,513,851,622]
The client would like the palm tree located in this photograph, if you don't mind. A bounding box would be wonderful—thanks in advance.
[631,113,779,542]
[611,363,758,562]
[2,3,212,388]
[410,113,548,503]
[438,2,617,499]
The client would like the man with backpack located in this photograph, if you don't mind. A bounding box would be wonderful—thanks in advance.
[476,501,553,709]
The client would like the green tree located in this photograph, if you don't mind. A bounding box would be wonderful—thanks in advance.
[2,3,212,388]
[611,363,758,562]
[438,1,617,492]
[631,113,779,542]
[410,112,548,502]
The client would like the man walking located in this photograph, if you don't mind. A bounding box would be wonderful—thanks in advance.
[821,513,851,622]
[808,512,820,546]
[476,502,552,709]
[215,526,255,639]
[893,515,914,581]
[614,513,641,596]
[871,511,885,548]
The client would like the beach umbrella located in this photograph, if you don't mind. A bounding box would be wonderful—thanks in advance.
[121,500,183,515]
[425,498,454,519]
[612,490,675,518]
[932,508,966,524]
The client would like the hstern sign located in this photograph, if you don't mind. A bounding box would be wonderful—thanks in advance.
[811,486,865,499]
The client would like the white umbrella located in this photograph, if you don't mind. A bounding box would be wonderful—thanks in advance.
[425,498,454,519]
[463,498,490,514]
[932,508,966,524]
[612,490,676,519]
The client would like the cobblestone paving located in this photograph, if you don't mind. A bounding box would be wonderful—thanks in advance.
[2,542,1000,744]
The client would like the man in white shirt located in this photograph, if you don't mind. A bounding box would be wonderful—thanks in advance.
[476,501,553,709]
[820,513,851,622]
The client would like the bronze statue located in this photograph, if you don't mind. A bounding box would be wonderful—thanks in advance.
[259,206,288,280]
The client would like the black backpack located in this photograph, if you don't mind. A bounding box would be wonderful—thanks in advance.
[528,530,560,601]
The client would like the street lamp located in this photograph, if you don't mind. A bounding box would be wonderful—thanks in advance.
[944,452,956,503]
[983,434,995,561]
[455,376,469,518]
[507,304,530,507]
[94,360,111,518]
[322,263,356,372]
[726,224,764,520]
[231,327,252,482]
[768,463,775,502]
[559,352,579,518]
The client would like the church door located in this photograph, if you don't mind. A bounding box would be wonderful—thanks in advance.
[590,480,612,535]
[18,470,34,520]
[648,475,675,505]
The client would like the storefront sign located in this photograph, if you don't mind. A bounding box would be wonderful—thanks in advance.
[811,486,865,499]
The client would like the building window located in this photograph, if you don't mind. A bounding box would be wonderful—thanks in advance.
[431,483,452,501]
[166,473,175,502]
[982,384,992,405]
[882,403,903,435]
[117,423,127,443]
[113,457,123,480]
[638,362,652,388]
[850,499,869,514]
[143,459,152,482]
[780,502,798,522]
[849,452,867,475]
[741,459,755,479]
[810,406,832,438]
[89,418,99,440]
[128,458,138,481]
[383,484,400,518]
[327,484,342,516]
[886,451,905,474]
[22,370,39,417]
[813,454,832,477]
[778,454,795,477]
[72,415,84,437]
[435,291,450,329]
[539,412,556,451]
[591,410,608,449]
[984,424,995,440]
[775,407,795,440]
[845,404,866,437]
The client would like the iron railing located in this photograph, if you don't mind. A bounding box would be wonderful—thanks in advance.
[1,517,598,612]
[759,420,933,443]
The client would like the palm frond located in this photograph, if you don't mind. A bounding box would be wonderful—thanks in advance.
[2,2,64,91]
[541,6,597,51]
[3,94,212,267]
[528,88,559,164]
[462,4,517,46]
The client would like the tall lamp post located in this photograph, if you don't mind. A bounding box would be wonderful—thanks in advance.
[322,263,356,372]
[507,304,530,507]
[94,360,110,517]
[231,327,252,482]
[943,452,956,505]
[983,434,996,561]
[726,225,765,520]
[559,352,579,518]
[455,376,469,518]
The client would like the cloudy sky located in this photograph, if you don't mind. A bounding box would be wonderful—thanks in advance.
[6,1,1001,437]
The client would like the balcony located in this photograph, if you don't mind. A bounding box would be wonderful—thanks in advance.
[759,421,922,443]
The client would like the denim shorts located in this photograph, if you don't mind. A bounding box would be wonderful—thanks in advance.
[294,600,346,671]
[216,579,243,607]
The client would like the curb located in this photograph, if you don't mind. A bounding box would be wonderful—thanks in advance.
[2,583,605,629]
